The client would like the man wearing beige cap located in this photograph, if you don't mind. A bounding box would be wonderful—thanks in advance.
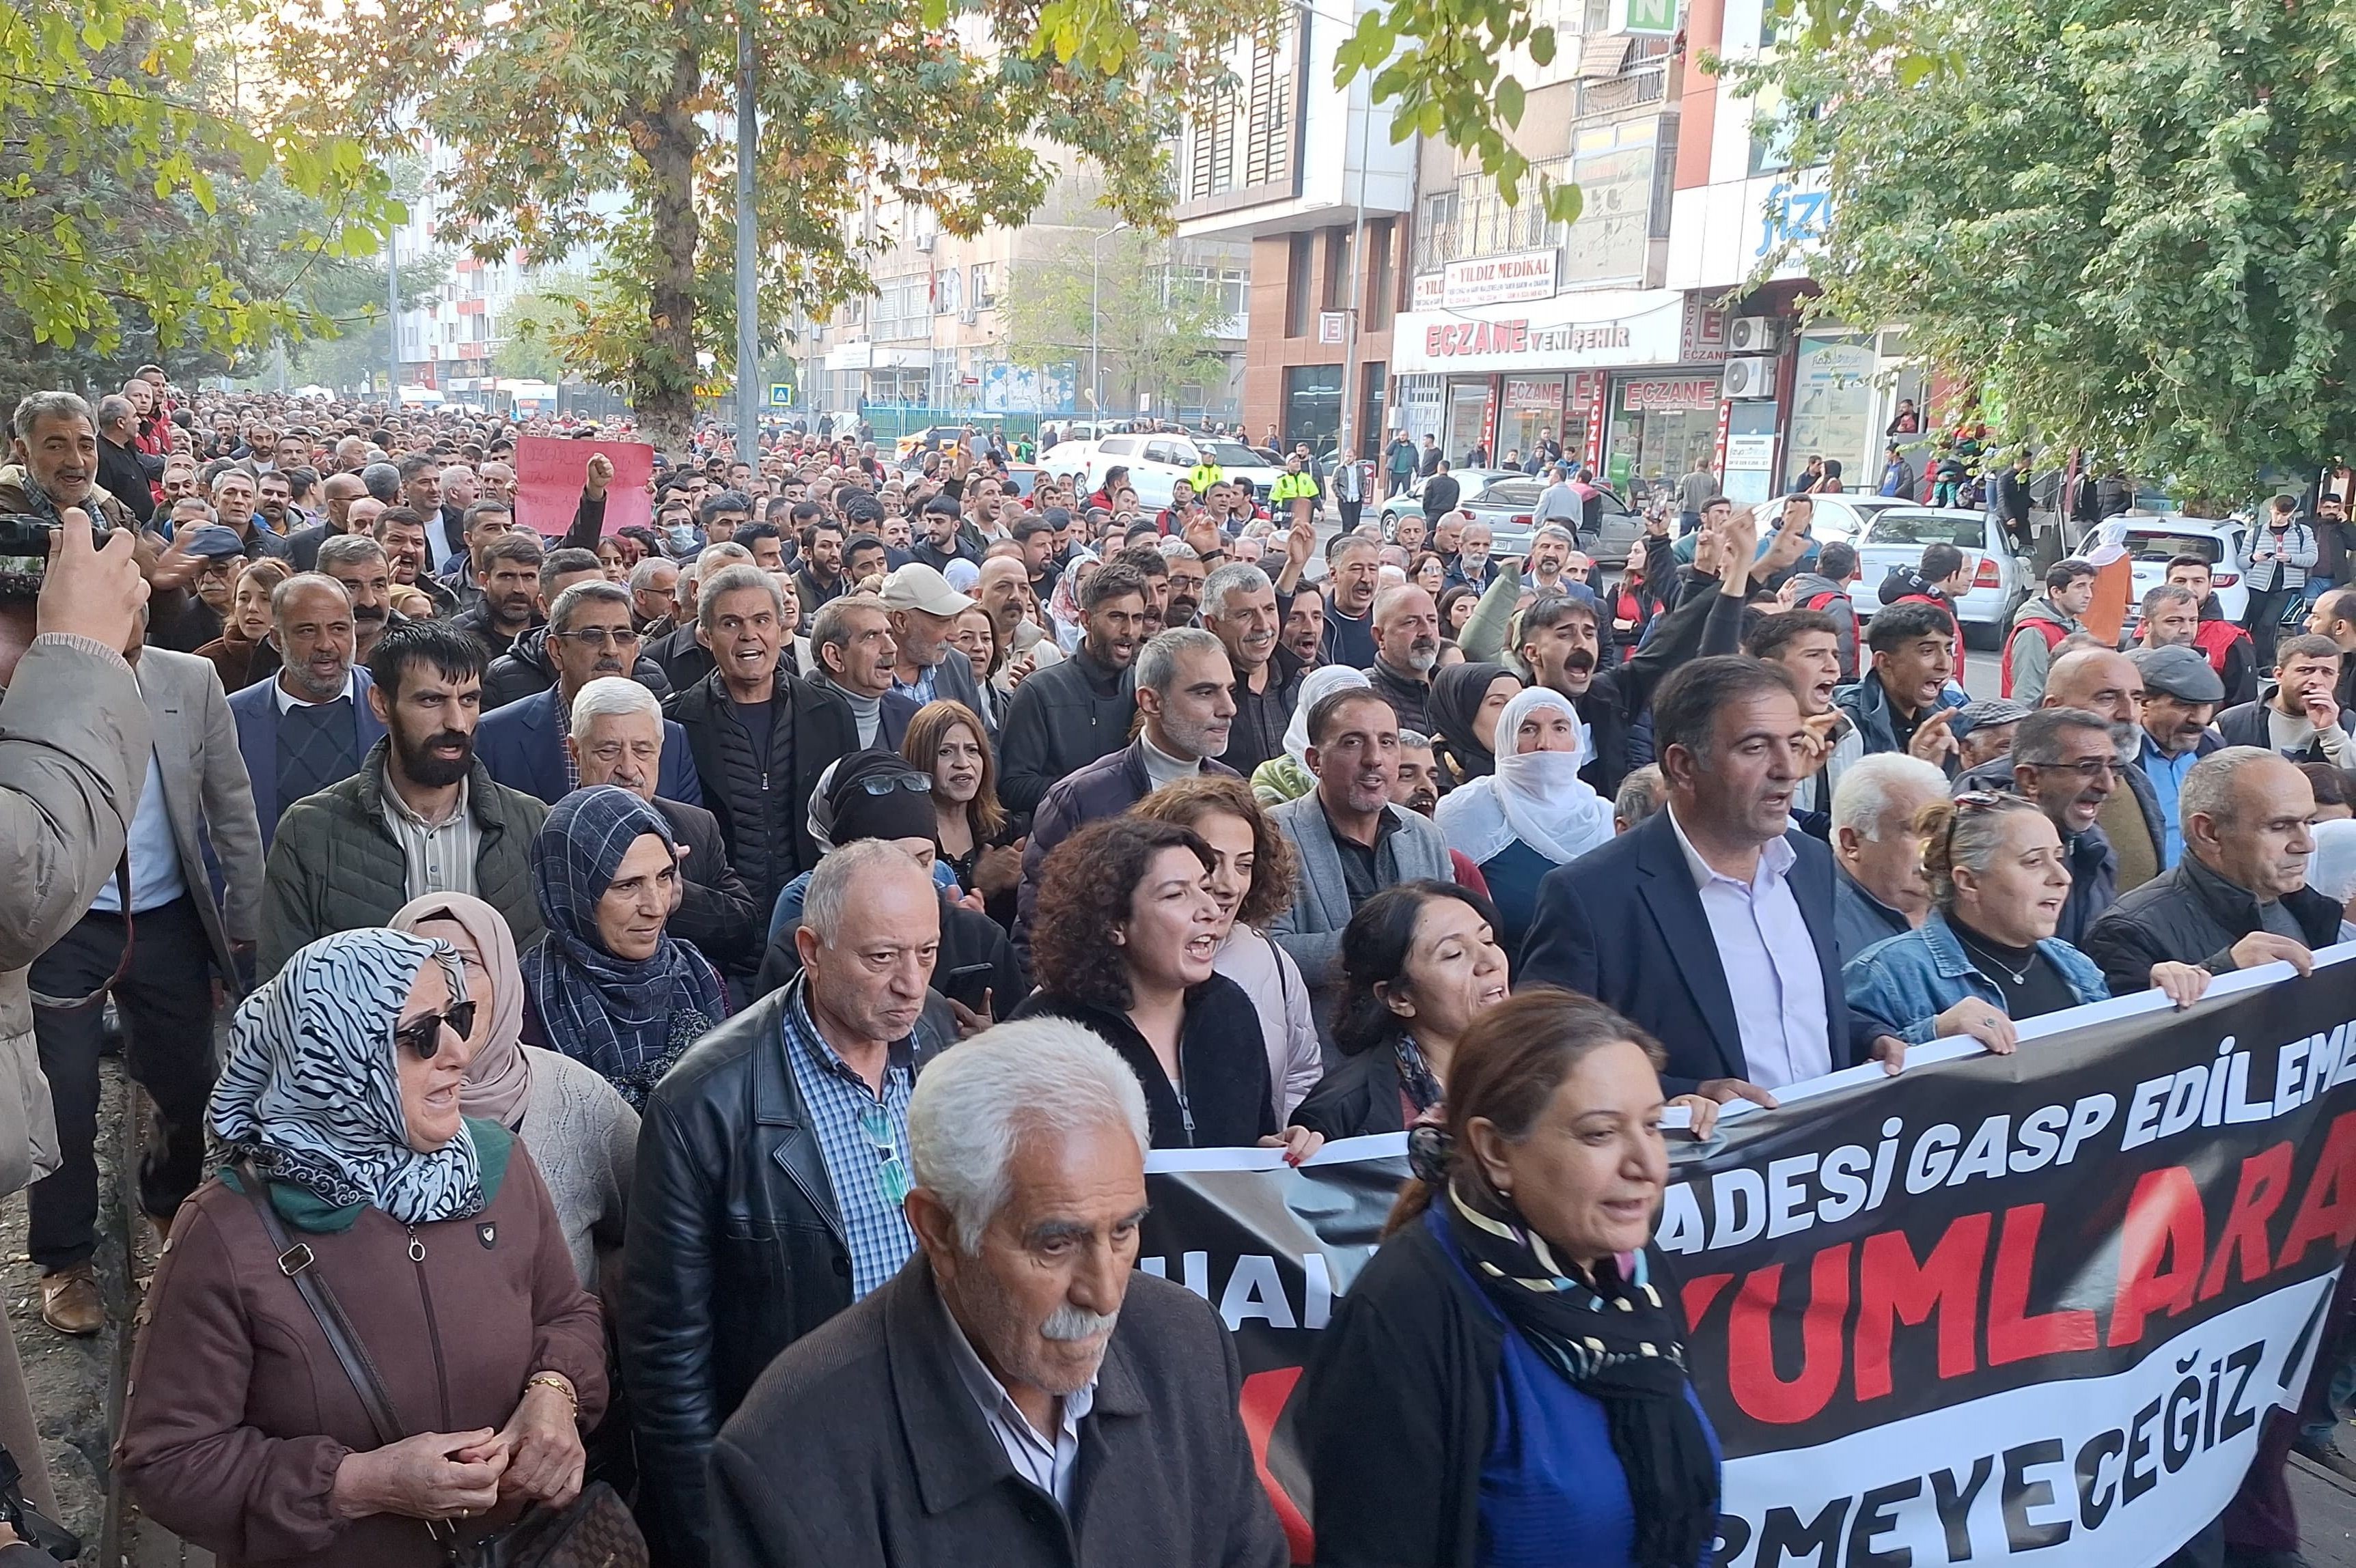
[878,561,995,731]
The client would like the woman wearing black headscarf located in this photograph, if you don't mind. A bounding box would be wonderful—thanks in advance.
[1298,990,1720,1568]
[1427,661,1522,791]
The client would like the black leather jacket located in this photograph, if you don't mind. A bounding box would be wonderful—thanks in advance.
[619,975,957,1567]
[2082,854,2343,998]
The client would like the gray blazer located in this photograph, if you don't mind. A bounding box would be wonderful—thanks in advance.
[137,647,267,980]
[1267,792,1454,1046]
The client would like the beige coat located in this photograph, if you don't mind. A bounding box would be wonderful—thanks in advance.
[0,633,150,1194]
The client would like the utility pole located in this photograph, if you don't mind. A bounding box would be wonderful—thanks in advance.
[734,0,761,470]
[1335,46,1373,462]
[1089,221,1130,417]
[387,224,400,403]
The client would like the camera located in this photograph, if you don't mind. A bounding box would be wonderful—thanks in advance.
[0,513,114,603]
[0,1442,76,1559]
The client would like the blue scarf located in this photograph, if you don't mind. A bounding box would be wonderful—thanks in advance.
[522,785,728,1107]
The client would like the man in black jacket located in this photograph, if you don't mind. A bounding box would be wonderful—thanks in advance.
[482,548,673,709]
[997,559,1150,812]
[624,841,958,1568]
[665,564,857,919]
[93,395,156,524]
[1204,560,1305,776]
[2083,747,2336,996]
[708,1015,1286,1568]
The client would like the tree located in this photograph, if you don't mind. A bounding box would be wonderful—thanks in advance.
[1729,0,2356,492]
[1001,234,1235,414]
[493,275,600,382]
[0,0,400,382]
[268,0,1277,448]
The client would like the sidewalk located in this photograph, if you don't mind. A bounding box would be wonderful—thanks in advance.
[2297,1451,2356,1568]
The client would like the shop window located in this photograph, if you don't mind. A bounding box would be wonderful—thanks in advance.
[1284,365,1343,450]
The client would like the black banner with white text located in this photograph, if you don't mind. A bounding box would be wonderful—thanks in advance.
[1140,950,2356,1566]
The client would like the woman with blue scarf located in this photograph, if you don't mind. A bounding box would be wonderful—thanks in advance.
[521,785,731,1109]
[117,929,609,1567]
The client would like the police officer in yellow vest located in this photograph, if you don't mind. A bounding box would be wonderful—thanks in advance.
[1270,451,1321,523]
[1187,452,1224,496]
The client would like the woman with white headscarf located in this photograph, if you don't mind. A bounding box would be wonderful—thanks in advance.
[119,929,611,1567]
[1253,664,1373,807]
[2306,818,2356,938]
[1435,686,1613,952]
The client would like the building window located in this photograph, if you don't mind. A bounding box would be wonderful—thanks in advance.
[1180,20,1297,204]
[1283,365,1343,450]
[1284,234,1313,338]
[1413,191,1458,275]
[1323,226,1352,312]
[1365,219,1395,330]
[1219,268,1249,320]
[971,264,997,309]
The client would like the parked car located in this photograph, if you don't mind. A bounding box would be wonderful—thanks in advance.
[1758,492,1915,547]
[1039,439,1099,486]
[1378,471,1646,564]
[2115,513,2250,632]
[1059,433,1282,509]
[1852,507,2034,649]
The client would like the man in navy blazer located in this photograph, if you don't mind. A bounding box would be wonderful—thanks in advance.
[226,573,389,847]
[475,682,703,807]
[1521,656,1896,1102]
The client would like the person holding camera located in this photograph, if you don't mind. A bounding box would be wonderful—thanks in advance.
[0,391,157,1528]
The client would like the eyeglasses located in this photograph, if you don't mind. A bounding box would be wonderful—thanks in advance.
[396,1000,477,1060]
[557,627,641,650]
[860,1104,912,1205]
[846,772,933,797]
[2029,758,2119,780]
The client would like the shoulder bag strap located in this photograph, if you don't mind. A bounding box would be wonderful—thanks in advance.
[233,1160,411,1451]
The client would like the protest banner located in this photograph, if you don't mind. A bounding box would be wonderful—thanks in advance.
[1142,951,2356,1566]
[513,434,652,538]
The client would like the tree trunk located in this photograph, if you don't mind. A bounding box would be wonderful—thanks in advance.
[633,21,702,450]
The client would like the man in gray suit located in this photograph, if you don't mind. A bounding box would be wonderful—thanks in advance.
[28,630,264,1334]
[1268,686,1454,1051]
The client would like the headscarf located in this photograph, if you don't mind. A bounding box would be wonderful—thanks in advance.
[1281,664,1373,770]
[2309,819,2356,906]
[1047,547,1099,654]
[805,748,939,855]
[208,929,486,1225]
[522,786,729,1108]
[1428,661,1513,781]
[389,892,529,1132]
[1435,686,1611,868]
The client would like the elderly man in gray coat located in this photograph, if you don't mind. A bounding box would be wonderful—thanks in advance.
[1266,686,1454,1052]
[709,1016,1286,1568]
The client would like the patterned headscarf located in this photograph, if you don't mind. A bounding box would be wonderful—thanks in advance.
[521,785,729,1108]
[209,929,486,1225]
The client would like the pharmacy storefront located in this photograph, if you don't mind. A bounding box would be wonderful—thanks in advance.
[1392,289,1727,495]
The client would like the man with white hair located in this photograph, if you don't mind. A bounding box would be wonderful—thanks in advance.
[566,676,760,980]
[709,1016,1288,1567]
[624,838,962,1567]
[1829,753,1949,962]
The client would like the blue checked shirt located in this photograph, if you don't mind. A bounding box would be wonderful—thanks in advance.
[780,984,917,1299]
[892,664,940,705]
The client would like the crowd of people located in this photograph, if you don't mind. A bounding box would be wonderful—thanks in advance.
[0,374,2351,1568]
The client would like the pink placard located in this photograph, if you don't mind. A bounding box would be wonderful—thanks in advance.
[514,434,653,539]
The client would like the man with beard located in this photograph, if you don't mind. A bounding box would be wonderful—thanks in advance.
[1393,731,1441,815]
[998,560,1152,813]
[316,534,401,662]
[1204,562,1305,777]
[1512,505,1755,798]
[451,532,546,660]
[226,573,387,846]
[283,471,368,572]
[1523,525,1597,609]
[911,495,980,573]
[878,563,994,724]
[1320,536,1381,667]
[2138,583,2202,654]
[1115,543,1173,638]
[2131,645,2227,870]
[253,468,295,540]
[1014,628,1240,961]
[476,580,702,806]
[1365,585,1441,731]
[1281,585,1326,669]
[256,619,546,978]
[435,499,515,614]
[1161,542,1208,628]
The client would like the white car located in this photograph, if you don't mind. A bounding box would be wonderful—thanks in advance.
[2114,513,2250,630]
[1758,493,1915,547]
[1039,439,1099,484]
[1079,434,1283,509]
[1852,507,2034,649]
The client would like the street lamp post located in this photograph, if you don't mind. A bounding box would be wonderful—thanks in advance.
[1089,221,1131,415]
[734,1,760,470]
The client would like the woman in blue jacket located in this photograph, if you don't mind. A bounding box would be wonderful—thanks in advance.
[1844,793,2211,1053]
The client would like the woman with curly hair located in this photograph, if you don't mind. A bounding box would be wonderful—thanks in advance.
[1010,815,1320,1160]
[1131,774,1320,1119]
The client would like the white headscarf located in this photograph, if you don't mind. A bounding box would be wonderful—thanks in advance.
[1435,686,1612,868]
[2308,819,2356,905]
[1282,664,1373,769]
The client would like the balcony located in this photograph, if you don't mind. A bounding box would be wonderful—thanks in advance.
[1577,56,1669,119]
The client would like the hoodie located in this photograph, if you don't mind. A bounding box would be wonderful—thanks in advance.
[1786,570,1860,681]
[2002,595,2083,704]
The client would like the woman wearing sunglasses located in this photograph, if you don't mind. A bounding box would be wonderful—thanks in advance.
[119,928,610,1566]
[520,786,731,1110]
[1844,794,2212,1059]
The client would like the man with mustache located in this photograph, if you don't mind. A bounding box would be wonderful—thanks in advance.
[474,580,702,807]
[1365,584,1442,732]
[316,534,400,661]
[225,572,387,846]
[449,531,545,660]
[997,560,1154,813]
[1394,729,1441,815]
[710,1015,1286,1568]
[256,619,546,978]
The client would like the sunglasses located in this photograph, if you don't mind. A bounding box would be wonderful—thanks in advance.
[861,1104,912,1206]
[847,772,933,797]
[396,1000,477,1060]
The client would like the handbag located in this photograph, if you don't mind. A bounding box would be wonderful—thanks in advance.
[234,1162,647,1568]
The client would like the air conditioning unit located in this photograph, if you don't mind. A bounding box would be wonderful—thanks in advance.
[914,233,936,253]
[1722,356,1777,399]
[959,307,979,324]
[1726,316,1783,354]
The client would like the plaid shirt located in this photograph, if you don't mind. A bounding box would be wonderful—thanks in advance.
[555,686,579,792]
[779,980,917,1299]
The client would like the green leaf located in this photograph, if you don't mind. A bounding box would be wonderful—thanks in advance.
[1497,76,1524,126]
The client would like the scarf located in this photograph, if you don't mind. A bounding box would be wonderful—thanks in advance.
[1047,547,1099,654]
[389,891,530,1132]
[1428,660,1512,781]
[521,785,729,1108]
[1435,687,1611,868]
[1445,1185,1719,1568]
[208,929,486,1225]
[1281,664,1373,770]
